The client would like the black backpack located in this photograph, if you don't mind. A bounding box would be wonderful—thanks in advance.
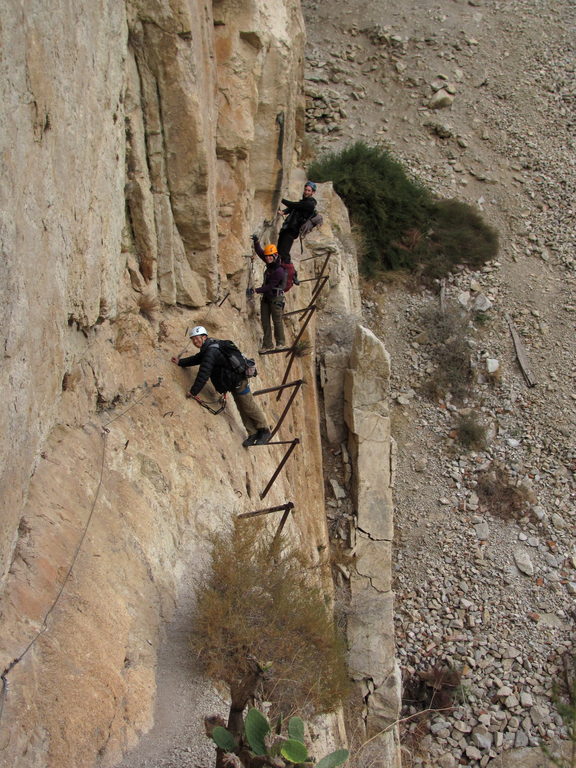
[210,340,257,381]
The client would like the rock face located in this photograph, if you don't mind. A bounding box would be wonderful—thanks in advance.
[344,327,401,765]
[0,4,401,768]
[0,2,325,767]
[0,0,305,582]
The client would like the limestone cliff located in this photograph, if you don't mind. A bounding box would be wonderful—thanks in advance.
[0,2,398,767]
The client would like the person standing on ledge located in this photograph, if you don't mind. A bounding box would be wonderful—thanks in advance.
[172,326,271,447]
[277,181,318,263]
[251,238,286,352]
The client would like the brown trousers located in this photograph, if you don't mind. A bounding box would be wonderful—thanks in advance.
[232,379,269,435]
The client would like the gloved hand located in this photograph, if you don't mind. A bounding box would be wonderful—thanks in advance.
[171,356,180,365]
[247,287,255,296]
[186,391,199,400]
[251,233,258,242]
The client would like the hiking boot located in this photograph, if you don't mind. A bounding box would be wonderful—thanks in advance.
[258,345,273,353]
[293,274,300,286]
[254,428,272,445]
[242,433,258,447]
[275,343,286,350]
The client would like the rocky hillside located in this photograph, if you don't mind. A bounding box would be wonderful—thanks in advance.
[302,0,575,766]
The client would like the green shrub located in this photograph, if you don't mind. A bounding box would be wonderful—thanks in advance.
[308,142,498,279]
[309,142,432,276]
[422,199,499,280]
[191,519,350,722]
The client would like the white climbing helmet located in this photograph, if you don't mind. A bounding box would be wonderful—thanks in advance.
[189,325,208,338]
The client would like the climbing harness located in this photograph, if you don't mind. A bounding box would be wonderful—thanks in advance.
[192,393,227,415]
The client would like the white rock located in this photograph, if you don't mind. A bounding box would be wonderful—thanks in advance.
[465,744,482,760]
[472,293,493,311]
[486,358,500,374]
[514,730,529,747]
[458,291,471,308]
[514,549,534,576]
[520,691,534,707]
[472,726,493,750]
[429,89,454,109]
[329,478,347,499]
[475,521,489,540]
[551,513,566,529]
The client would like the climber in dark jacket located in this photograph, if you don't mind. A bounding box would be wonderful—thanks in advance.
[251,238,286,352]
[171,326,271,446]
[276,181,317,263]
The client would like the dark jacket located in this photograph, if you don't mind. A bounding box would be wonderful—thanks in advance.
[253,240,286,299]
[178,338,237,395]
[280,195,317,235]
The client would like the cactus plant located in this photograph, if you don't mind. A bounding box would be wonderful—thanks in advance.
[315,749,350,768]
[207,707,349,768]
[279,738,308,764]
[287,717,305,744]
[244,707,270,756]
[212,726,238,753]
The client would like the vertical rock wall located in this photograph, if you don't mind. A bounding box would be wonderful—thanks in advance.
[0,1,312,766]
[312,187,400,766]
[1,0,127,579]
[0,0,304,579]
[344,327,401,766]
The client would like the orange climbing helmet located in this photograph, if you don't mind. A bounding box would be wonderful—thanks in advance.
[263,244,278,257]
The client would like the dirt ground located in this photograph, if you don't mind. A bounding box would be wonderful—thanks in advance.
[115,1,575,766]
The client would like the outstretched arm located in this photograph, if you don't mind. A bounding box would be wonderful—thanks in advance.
[251,235,265,262]
[280,197,316,215]
[177,352,201,367]
[189,345,220,396]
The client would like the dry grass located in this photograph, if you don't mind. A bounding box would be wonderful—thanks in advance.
[190,519,350,720]
[138,292,159,323]
[475,466,535,520]
[292,339,312,358]
[455,412,487,451]
[419,303,473,402]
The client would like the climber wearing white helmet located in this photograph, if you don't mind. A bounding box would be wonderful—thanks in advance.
[171,327,271,447]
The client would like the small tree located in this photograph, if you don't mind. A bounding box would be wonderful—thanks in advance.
[308,141,498,280]
[191,520,350,745]
[308,141,432,275]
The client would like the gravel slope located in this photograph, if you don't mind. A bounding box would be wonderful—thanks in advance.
[302,0,575,765]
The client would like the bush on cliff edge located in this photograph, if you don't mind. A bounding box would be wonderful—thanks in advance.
[308,141,499,280]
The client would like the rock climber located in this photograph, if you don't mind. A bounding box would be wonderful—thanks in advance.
[277,181,318,264]
[172,326,271,446]
[251,238,286,352]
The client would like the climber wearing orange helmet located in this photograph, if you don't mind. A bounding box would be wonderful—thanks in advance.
[251,236,286,352]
